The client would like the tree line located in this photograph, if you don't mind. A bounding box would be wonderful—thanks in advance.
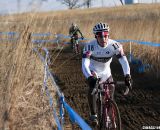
[56,0,93,9]
[56,0,124,9]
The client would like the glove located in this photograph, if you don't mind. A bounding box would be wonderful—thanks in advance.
[87,76,97,89]
[81,36,84,40]
[125,74,132,90]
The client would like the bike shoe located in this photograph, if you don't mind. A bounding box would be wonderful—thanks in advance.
[90,115,98,126]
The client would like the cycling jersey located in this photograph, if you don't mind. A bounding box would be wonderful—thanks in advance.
[82,39,130,82]
[69,26,83,38]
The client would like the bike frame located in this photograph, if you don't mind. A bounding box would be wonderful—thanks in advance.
[95,81,122,130]
[103,83,116,129]
[71,36,79,54]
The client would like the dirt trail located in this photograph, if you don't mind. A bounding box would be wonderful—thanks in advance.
[51,47,160,130]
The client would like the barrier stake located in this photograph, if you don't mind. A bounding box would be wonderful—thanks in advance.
[59,93,65,130]
[129,41,132,63]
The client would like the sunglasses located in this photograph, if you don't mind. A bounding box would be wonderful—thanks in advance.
[96,32,109,38]
[97,35,109,38]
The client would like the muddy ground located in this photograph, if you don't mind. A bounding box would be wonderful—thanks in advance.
[50,46,160,130]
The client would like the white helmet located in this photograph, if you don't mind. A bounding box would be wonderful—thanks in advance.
[72,23,77,27]
[93,22,110,34]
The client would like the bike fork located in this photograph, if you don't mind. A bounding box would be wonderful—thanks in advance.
[106,103,117,130]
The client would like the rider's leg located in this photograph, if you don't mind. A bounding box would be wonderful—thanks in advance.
[71,38,74,49]
[88,87,97,116]
[75,40,79,54]
[87,78,97,118]
[76,44,79,54]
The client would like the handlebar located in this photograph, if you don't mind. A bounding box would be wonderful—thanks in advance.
[70,35,84,40]
[91,80,130,96]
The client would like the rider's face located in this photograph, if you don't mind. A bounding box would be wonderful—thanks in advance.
[96,32,109,47]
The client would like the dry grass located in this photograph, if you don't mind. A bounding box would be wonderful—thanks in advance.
[0,16,57,130]
[0,3,160,130]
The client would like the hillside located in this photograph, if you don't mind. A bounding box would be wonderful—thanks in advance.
[0,3,160,130]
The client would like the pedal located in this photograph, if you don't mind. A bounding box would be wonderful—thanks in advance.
[91,120,98,127]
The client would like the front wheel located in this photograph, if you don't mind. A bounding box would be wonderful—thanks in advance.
[71,38,79,54]
[75,43,80,54]
[97,98,103,130]
[103,100,121,130]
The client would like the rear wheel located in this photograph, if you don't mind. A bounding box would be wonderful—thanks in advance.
[103,100,121,130]
[75,43,79,54]
[71,38,79,54]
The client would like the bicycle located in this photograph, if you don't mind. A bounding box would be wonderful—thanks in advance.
[70,36,83,54]
[91,79,130,130]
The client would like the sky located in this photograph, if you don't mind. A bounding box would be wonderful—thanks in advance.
[0,0,159,14]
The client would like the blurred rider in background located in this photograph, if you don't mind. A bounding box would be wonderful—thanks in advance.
[82,22,132,124]
[69,23,84,53]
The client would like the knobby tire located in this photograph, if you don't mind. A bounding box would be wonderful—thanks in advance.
[72,38,79,54]
[97,99,121,130]
[104,100,121,130]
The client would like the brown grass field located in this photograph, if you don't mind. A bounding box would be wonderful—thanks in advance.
[0,3,160,130]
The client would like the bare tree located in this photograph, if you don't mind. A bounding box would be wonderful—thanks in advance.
[85,0,92,8]
[119,0,124,5]
[57,0,82,9]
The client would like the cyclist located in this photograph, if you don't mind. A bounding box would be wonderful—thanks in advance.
[69,23,84,53]
[82,22,132,124]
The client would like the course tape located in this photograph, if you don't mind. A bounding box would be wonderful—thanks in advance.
[31,33,91,44]
[56,34,92,41]
[44,84,62,130]
[0,32,19,36]
[33,48,62,130]
[116,39,160,47]
[0,38,19,42]
[31,33,52,37]
[33,47,92,130]
[63,101,92,130]
[0,32,19,42]
[31,33,159,73]
[56,34,160,46]
[31,33,160,47]
[1,32,159,47]
[42,48,92,130]
[32,39,57,44]
[43,48,62,130]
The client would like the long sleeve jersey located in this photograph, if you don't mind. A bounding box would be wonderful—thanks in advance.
[82,39,130,82]
[69,26,83,37]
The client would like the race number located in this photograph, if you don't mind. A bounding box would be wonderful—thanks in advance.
[112,43,120,50]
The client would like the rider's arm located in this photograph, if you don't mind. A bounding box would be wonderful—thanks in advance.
[118,55,130,75]
[82,57,92,78]
[78,29,84,38]
[82,45,92,78]
[114,43,130,76]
